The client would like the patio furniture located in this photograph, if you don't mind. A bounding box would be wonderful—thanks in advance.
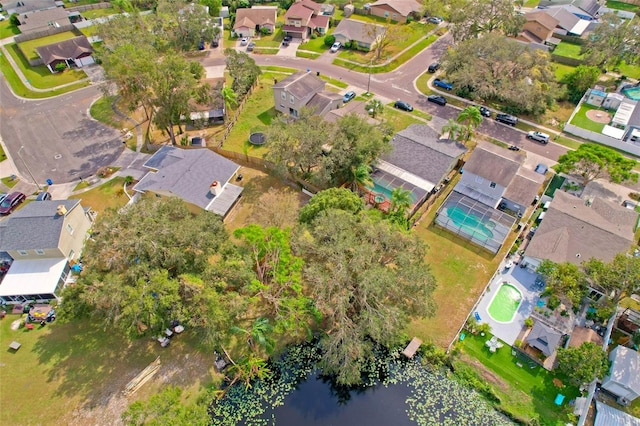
[173,325,184,334]
[164,328,173,338]
[25,323,34,330]
[485,336,504,352]
[9,341,21,351]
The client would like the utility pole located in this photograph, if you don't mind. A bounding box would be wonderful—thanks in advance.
[17,146,42,190]
[367,56,373,94]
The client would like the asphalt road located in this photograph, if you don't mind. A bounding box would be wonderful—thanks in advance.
[0,79,123,184]
[202,34,569,163]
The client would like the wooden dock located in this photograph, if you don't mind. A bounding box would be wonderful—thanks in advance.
[402,337,422,358]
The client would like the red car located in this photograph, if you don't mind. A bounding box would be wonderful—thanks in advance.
[0,192,26,215]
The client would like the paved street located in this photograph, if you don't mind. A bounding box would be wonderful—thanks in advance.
[0,78,123,184]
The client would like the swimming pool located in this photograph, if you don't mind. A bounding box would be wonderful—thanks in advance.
[622,86,640,101]
[446,206,495,242]
[488,283,522,323]
[368,180,416,203]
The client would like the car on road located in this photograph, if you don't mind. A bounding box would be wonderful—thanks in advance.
[427,16,443,24]
[0,192,25,215]
[427,95,447,106]
[36,191,51,201]
[247,42,256,52]
[394,100,413,111]
[495,113,518,126]
[240,37,249,46]
[427,62,440,73]
[474,105,491,117]
[526,131,550,144]
[508,145,521,151]
[330,42,341,53]
[343,91,356,103]
[433,78,452,90]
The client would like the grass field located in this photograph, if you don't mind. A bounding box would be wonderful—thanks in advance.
[606,0,639,11]
[553,42,585,60]
[69,177,129,213]
[0,20,21,39]
[18,31,79,61]
[569,103,607,133]
[300,34,332,53]
[460,332,580,425]
[0,313,219,425]
[553,62,577,81]
[80,7,118,19]
[5,43,87,89]
[0,48,89,98]
[616,60,640,79]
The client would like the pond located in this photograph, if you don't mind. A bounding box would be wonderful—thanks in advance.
[211,344,514,426]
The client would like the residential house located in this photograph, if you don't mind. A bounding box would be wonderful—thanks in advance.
[37,36,94,72]
[367,124,467,213]
[567,326,604,348]
[233,6,278,38]
[185,79,225,125]
[435,142,544,253]
[0,200,94,303]
[525,321,563,357]
[283,0,329,40]
[133,146,243,218]
[323,100,378,125]
[333,19,386,50]
[5,0,57,16]
[517,11,560,45]
[368,0,422,22]
[18,7,71,35]
[601,346,640,405]
[523,190,638,270]
[594,400,640,426]
[543,6,590,36]
[272,71,342,117]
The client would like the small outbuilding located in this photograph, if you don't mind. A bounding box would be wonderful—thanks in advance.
[601,345,640,405]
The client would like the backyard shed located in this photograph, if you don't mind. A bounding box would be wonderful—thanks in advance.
[601,345,640,404]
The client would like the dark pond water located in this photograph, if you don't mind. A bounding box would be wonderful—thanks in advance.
[266,372,415,426]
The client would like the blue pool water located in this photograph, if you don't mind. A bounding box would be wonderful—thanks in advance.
[368,181,416,203]
[446,206,494,242]
[622,86,640,101]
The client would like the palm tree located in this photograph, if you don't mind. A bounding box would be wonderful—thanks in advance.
[456,106,483,143]
[441,119,464,141]
[366,99,384,119]
[350,163,373,193]
[390,187,412,216]
[221,86,238,122]
[228,353,272,390]
[231,317,275,355]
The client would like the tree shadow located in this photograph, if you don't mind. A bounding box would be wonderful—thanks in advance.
[257,108,276,126]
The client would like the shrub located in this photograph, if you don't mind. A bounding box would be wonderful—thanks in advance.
[260,27,270,35]
[310,33,317,39]
[324,34,335,47]
[548,295,560,311]
[9,13,20,27]
[629,192,640,202]
[514,339,522,348]
[54,62,67,72]
[524,318,534,328]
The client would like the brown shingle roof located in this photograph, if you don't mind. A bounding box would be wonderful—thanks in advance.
[462,144,521,188]
[272,71,325,99]
[233,6,277,30]
[306,91,342,112]
[525,10,560,31]
[285,2,313,21]
[569,326,603,348]
[503,168,545,207]
[370,0,422,16]
[36,36,92,66]
[333,19,385,44]
[525,191,637,265]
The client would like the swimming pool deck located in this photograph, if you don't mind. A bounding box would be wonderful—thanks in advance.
[475,265,543,345]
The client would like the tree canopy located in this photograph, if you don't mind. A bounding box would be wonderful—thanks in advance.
[553,143,638,188]
[563,65,601,105]
[556,342,609,386]
[536,260,587,307]
[295,210,437,384]
[442,33,558,115]
[583,253,640,304]
[448,0,525,41]
[582,12,640,68]
[298,188,364,224]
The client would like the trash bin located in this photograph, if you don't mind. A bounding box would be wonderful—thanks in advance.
[46,179,53,185]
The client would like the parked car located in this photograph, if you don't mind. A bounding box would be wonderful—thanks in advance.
[246,42,256,52]
[427,16,443,24]
[198,39,205,50]
[495,113,518,126]
[0,193,6,205]
[427,95,447,106]
[0,192,25,215]
[427,62,440,73]
[433,78,453,90]
[526,131,550,144]
[35,191,51,201]
[535,163,548,175]
[474,105,492,117]
[343,91,356,103]
[394,100,413,111]
[211,38,219,48]
[240,37,249,46]
[330,41,341,53]
[508,145,521,151]
[282,35,292,46]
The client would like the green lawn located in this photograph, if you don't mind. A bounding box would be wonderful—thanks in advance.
[0,20,21,39]
[17,31,79,61]
[0,49,89,98]
[553,42,585,60]
[605,0,639,11]
[253,29,284,48]
[569,103,608,133]
[524,0,540,6]
[5,43,88,89]
[69,176,129,213]
[80,7,118,19]
[553,63,577,81]
[299,33,332,53]
[460,332,580,425]
[615,60,640,79]
[0,144,6,162]
[90,95,126,129]
[296,50,321,59]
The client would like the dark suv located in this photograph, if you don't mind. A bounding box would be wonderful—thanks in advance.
[495,113,518,126]
[428,62,440,73]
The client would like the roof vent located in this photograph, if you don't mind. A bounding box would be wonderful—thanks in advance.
[57,205,67,216]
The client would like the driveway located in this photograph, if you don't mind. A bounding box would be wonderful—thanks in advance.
[0,79,123,184]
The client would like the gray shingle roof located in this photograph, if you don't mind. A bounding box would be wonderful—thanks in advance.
[333,19,385,44]
[525,191,637,265]
[606,346,640,396]
[272,71,326,100]
[383,124,467,186]
[503,168,545,207]
[0,200,80,251]
[462,144,521,188]
[134,146,241,213]
[526,321,562,356]
[306,91,341,113]
[36,36,92,66]
[18,7,69,33]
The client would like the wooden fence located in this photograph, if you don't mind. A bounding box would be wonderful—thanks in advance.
[66,2,111,12]
[14,25,77,43]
